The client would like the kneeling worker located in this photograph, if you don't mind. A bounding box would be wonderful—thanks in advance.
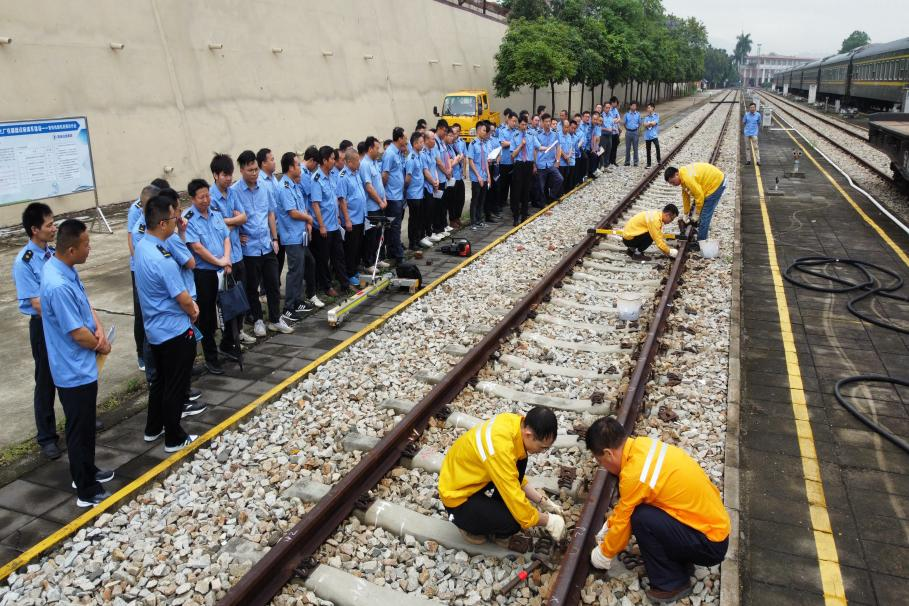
[664,163,726,245]
[622,204,679,261]
[438,406,566,545]
[586,417,729,603]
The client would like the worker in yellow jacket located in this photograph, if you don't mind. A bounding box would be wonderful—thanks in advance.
[621,204,679,261]
[664,163,726,245]
[438,407,566,545]
[586,417,729,603]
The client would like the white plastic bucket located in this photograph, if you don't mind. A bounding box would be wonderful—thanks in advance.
[700,239,720,259]
[616,293,642,321]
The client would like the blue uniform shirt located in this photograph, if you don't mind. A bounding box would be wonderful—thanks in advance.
[624,111,641,131]
[276,174,309,246]
[13,240,54,316]
[337,167,367,225]
[644,113,660,141]
[134,234,192,345]
[166,234,196,300]
[184,205,229,270]
[210,186,244,264]
[381,146,406,200]
[577,122,590,151]
[497,127,515,166]
[534,129,560,169]
[40,256,97,388]
[359,155,385,212]
[422,147,441,194]
[558,131,574,167]
[405,151,426,199]
[511,130,536,162]
[468,138,489,182]
[232,180,274,257]
[127,198,143,271]
[608,108,621,134]
[257,172,281,214]
[310,168,340,232]
[451,138,467,180]
[743,111,762,136]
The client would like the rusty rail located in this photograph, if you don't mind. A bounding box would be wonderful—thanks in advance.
[217,90,733,606]
[547,90,737,606]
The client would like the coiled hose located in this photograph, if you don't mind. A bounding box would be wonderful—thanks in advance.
[784,256,909,453]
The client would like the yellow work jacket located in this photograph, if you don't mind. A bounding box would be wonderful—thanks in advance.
[679,163,725,215]
[438,413,538,529]
[598,436,730,557]
[623,209,670,255]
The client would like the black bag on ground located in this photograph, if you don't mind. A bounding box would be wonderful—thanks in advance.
[396,263,422,284]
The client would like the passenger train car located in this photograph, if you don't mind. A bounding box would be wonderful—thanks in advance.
[772,37,909,111]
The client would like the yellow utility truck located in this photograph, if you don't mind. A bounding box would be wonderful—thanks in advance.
[433,90,500,142]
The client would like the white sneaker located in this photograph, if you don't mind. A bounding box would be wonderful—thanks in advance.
[365,265,378,274]
[164,435,197,453]
[419,237,433,248]
[309,295,326,309]
[267,318,294,334]
[238,330,256,345]
[443,225,453,232]
[430,233,446,242]
[253,320,266,337]
[377,260,391,269]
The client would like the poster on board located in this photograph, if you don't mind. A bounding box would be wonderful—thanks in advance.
[0,117,96,207]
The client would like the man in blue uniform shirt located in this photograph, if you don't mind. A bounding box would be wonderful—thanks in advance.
[467,122,491,229]
[509,115,536,225]
[496,113,516,221]
[534,114,563,205]
[135,197,201,454]
[405,132,428,250]
[40,219,114,506]
[743,102,762,165]
[311,145,350,296]
[298,147,326,309]
[381,128,408,266]
[608,96,621,167]
[276,152,315,322]
[256,148,286,284]
[184,179,233,370]
[337,148,367,286]
[558,119,575,188]
[644,103,661,168]
[232,150,291,336]
[359,137,388,271]
[624,101,641,167]
[449,124,468,228]
[13,202,61,459]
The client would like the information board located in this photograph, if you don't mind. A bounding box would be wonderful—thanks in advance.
[0,117,96,207]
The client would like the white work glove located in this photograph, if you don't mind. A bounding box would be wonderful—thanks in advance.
[539,496,563,515]
[544,513,566,541]
[590,545,613,570]
[679,213,689,224]
[595,521,609,544]
[669,248,678,259]
[690,212,700,225]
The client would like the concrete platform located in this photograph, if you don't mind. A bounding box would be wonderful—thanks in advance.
[738,114,909,604]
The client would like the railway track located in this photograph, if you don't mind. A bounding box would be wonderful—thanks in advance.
[763,91,869,140]
[0,91,737,606]
[213,92,739,606]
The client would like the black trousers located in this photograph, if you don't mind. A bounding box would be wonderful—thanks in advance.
[131,272,146,359]
[610,133,620,165]
[449,179,466,224]
[446,458,528,538]
[147,329,195,448]
[646,138,662,166]
[58,381,101,500]
[632,504,728,591]
[284,244,311,310]
[407,198,426,248]
[510,161,533,219]
[243,252,280,323]
[311,229,348,291]
[344,223,364,279]
[29,316,58,447]
[364,210,386,268]
[221,260,245,350]
[432,189,448,233]
[193,269,220,363]
[469,182,487,224]
[623,233,653,253]
[576,152,588,184]
[601,136,614,169]
[498,164,513,213]
[538,166,564,202]
[423,192,438,236]
[559,166,571,189]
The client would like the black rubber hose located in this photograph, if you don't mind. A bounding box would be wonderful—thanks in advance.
[834,375,909,454]
[783,256,909,334]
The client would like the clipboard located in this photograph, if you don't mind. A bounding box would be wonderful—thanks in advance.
[96,325,116,376]
[487,146,502,161]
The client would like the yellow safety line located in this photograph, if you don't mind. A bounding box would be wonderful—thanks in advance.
[751,138,848,605]
[0,182,594,581]
[772,110,909,270]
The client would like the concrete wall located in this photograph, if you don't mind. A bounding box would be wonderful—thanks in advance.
[0,0,686,227]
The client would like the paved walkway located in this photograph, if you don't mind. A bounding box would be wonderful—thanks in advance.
[738,113,909,604]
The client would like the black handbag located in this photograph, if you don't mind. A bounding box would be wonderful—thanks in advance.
[217,274,250,323]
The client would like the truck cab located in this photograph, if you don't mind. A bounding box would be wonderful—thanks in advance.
[434,90,500,142]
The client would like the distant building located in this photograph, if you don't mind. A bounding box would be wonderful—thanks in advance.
[740,54,818,86]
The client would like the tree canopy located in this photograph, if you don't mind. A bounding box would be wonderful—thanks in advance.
[494,0,711,103]
[839,30,870,53]
[704,46,739,88]
[733,33,752,65]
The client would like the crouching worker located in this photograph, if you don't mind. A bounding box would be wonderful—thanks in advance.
[438,406,566,546]
[622,204,679,261]
[586,417,729,604]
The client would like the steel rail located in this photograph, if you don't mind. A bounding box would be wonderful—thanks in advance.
[217,90,733,606]
[765,90,869,139]
[547,91,737,606]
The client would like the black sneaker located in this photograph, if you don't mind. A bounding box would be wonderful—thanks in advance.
[186,388,202,402]
[41,442,62,460]
[182,401,208,418]
[72,469,114,489]
[219,345,241,362]
[294,302,314,314]
[280,310,299,325]
[205,360,224,375]
[76,490,112,508]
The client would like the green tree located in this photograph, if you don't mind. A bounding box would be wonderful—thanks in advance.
[733,32,752,66]
[704,46,738,87]
[839,30,870,53]
[501,0,550,21]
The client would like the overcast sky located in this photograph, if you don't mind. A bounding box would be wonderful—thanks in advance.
[661,0,908,58]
